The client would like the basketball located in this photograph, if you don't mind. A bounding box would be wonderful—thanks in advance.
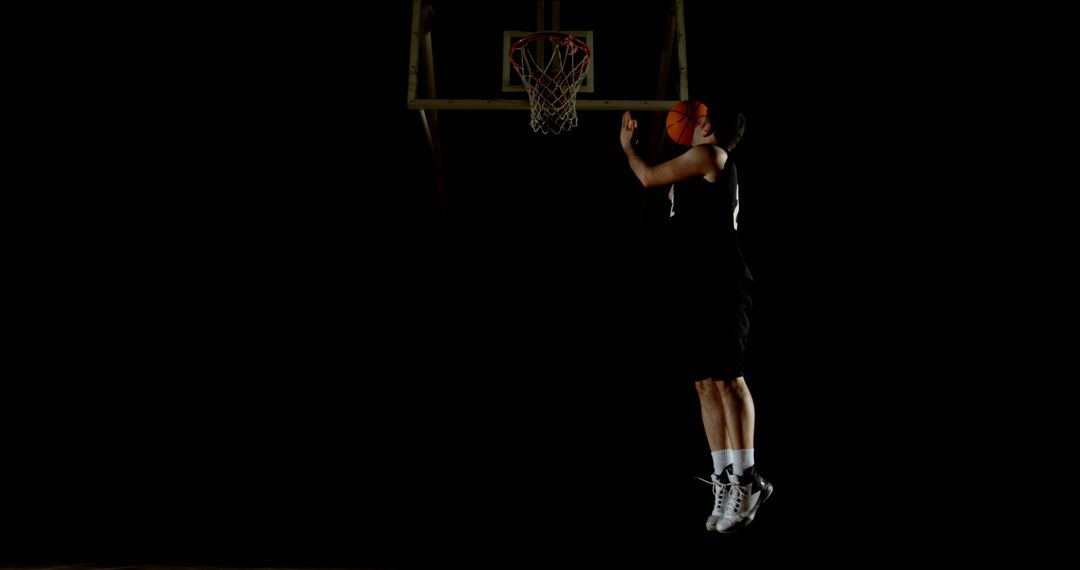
[666,100,708,146]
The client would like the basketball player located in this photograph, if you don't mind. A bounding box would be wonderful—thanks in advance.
[620,101,772,533]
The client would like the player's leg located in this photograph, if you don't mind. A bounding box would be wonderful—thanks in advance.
[713,376,773,532]
[696,379,735,531]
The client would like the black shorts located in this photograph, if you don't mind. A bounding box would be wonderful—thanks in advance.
[670,332,748,383]
[647,230,753,383]
[664,266,752,383]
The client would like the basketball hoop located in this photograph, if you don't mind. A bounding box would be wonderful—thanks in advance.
[508,33,591,134]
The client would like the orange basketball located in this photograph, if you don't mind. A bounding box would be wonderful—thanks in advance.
[666,100,708,146]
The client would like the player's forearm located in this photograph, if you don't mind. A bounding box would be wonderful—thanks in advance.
[623,145,650,187]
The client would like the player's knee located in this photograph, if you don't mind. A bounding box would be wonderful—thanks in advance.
[715,377,749,399]
[695,379,717,397]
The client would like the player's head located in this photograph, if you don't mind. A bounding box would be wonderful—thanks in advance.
[696,96,746,152]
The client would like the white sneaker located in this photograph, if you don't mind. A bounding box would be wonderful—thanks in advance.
[699,465,734,531]
[715,466,773,533]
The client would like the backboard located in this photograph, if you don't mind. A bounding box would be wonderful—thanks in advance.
[408,0,689,113]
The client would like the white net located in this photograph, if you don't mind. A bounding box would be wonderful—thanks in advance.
[508,34,591,135]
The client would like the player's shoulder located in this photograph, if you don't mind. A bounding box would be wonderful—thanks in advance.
[687,144,721,160]
[691,144,728,173]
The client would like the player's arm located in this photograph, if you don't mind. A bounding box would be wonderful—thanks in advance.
[621,111,714,188]
[625,145,714,188]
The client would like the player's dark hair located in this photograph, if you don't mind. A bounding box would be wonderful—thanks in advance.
[698,96,746,151]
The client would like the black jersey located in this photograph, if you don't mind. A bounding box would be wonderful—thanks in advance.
[666,157,753,342]
[669,160,740,233]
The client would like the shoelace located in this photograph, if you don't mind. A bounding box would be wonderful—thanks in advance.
[725,484,753,517]
[696,475,732,513]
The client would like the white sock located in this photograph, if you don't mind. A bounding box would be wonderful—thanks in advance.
[732,448,754,476]
[711,449,734,475]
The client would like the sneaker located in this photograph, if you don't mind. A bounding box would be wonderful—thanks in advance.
[715,466,773,533]
[698,465,734,531]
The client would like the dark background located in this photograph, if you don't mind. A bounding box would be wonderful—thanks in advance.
[5,1,1044,567]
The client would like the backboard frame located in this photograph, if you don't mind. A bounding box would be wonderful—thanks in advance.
[406,0,689,112]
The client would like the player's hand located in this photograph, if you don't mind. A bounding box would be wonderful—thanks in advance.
[620,110,638,152]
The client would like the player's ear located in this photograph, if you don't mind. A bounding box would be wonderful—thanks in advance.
[701,118,714,138]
